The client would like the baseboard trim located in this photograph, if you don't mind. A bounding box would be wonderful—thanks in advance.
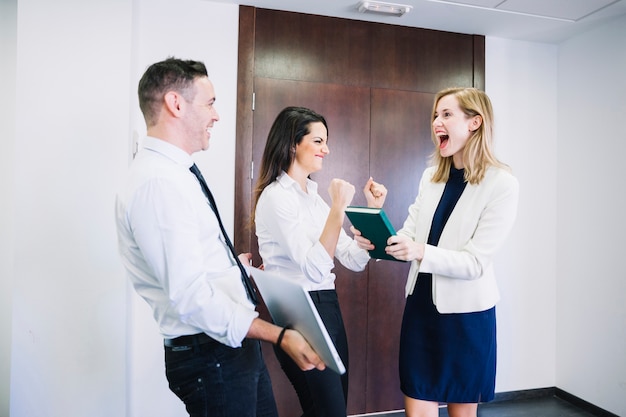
[492,386,556,402]
[554,388,619,417]
[491,386,618,417]
[351,386,619,417]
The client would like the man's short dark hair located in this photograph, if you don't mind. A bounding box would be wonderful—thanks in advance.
[138,57,208,127]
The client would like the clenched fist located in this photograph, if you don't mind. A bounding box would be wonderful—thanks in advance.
[328,178,355,210]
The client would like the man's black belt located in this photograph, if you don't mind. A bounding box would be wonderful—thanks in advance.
[164,332,215,348]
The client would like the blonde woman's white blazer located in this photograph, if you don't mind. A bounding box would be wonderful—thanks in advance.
[399,165,519,314]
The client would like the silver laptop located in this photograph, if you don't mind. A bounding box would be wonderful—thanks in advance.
[249,266,346,375]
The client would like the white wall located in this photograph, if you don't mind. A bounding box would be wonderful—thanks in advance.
[486,18,626,415]
[8,0,132,416]
[485,38,559,393]
[556,14,626,416]
[7,0,240,416]
[1,0,17,416]
[3,0,624,416]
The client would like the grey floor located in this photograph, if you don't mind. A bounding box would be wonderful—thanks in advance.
[360,395,599,417]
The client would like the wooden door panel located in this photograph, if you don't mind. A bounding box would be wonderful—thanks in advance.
[365,88,434,412]
[370,89,434,223]
[370,25,477,93]
[254,9,372,86]
[254,8,482,94]
[253,77,371,415]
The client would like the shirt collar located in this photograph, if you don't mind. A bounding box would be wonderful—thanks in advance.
[142,136,194,168]
[277,171,318,195]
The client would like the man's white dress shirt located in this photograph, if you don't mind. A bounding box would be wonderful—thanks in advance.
[116,137,257,347]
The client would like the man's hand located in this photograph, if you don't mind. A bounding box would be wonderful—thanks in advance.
[278,328,326,371]
[247,319,325,371]
[237,252,253,267]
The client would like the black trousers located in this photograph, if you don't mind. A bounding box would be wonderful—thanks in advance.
[165,336,278,417]
[273,289,349,417]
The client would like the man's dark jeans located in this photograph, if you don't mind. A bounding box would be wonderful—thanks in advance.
[165,337,277,417]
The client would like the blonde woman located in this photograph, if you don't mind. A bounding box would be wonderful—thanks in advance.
[355,88,518,417]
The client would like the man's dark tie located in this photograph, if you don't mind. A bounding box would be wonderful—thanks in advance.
[189,163,258,305]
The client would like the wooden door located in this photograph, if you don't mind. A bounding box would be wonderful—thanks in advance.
[234,6,484,415]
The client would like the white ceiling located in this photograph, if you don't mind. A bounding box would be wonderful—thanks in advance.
[206,0,626,43]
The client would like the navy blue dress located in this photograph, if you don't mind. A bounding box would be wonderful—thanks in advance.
[399,166,496,403]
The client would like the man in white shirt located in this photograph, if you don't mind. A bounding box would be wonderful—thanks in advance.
[116,57,324,417]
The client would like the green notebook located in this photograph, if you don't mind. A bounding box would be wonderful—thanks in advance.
[345,206,404,262]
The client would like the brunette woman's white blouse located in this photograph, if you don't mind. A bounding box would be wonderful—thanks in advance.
[255,172,370,291]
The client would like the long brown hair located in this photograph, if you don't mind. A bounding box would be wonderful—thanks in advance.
[430,87,509,184]
[250,106,328,227]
